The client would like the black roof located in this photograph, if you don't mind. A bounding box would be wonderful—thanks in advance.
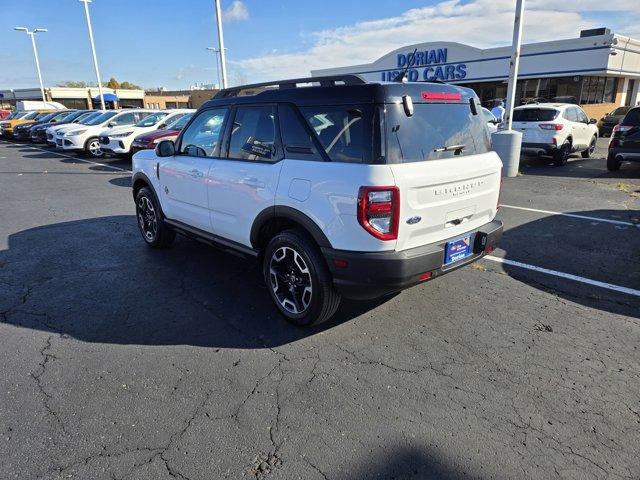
[201,74,477,109]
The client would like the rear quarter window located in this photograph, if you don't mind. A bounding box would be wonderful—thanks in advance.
[622,108,640,126]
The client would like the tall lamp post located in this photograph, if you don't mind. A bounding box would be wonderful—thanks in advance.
[491,0,525,177]
[14,27,47,104]
[79,0,105,110]
[206,47,227,88]
[213,0,228,88]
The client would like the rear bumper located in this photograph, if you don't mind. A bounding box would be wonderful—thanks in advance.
[609,148,640,162]
[521,142,556,156]
[322,219,503,300]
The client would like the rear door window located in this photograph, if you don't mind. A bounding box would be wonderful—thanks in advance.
[278,104,323,161]
[227,105,277,161]
[513,108,559,122]
[113,112,136,126]
[299,105,371,163]
[385,103,490,163]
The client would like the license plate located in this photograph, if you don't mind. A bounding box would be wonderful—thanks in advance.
[444,235,472,265]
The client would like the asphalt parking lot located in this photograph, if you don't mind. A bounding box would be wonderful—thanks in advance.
[1,138,639,480]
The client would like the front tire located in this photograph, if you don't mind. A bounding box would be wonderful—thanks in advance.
[135,187,175,248]
[263,229,341,327]
[582,136,597,158]
[84,137,104,158]
[553,139,571,166]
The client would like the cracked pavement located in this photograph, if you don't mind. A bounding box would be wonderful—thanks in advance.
[0,139,639,479]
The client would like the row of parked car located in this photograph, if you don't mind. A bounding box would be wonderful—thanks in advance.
[0,107,195,158]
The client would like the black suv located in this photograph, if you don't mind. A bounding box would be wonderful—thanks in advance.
[607,107,640,171]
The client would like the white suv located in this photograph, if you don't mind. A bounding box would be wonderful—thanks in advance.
[513,103,598,165]
[98,109,194,156]
[58,109,157,158]
[131,76,503,326]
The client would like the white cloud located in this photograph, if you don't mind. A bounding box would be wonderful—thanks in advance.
[223,0,249,22]
[232,0,637,81]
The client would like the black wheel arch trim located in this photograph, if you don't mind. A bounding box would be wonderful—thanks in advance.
[250,206,333,249]
[131,172,165,220]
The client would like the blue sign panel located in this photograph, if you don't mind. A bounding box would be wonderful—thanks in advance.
[381,48,467,82]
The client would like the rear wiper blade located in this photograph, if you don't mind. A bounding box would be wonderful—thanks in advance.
[433,144,465,153]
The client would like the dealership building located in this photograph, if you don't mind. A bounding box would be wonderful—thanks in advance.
[312,28,640,119]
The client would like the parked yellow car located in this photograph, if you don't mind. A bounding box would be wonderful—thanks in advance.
[0,110,57,138]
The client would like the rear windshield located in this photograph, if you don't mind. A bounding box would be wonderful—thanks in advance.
[385,103,490,163]
[611,107,631,116]
[622,108,640,126]
[513,108,558,122]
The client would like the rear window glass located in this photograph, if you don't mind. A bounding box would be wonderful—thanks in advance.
[611,107,631,116]
[513,108,558,122]
[622,108,640,126]
[299,105,372,164]
[385,103,490,163]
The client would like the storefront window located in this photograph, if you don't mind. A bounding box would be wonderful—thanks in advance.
[580,76,617,104]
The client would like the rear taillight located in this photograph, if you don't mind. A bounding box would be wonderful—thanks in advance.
[539,123,563,131]
[357,186,399,241]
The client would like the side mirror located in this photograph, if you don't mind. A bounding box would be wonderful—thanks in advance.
[107,121,117,128]
[155,140,175,157]
[589,118,597,124]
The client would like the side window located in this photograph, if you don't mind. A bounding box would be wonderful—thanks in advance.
[576,109,589,124]
[299,105,368,163]
[114,113,136,125]
[564,108,578,123]
[179,108,227,157]
[278,104,323,161]
[227,105,277,161]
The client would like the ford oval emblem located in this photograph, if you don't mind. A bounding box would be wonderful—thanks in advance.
[406,216,422,225]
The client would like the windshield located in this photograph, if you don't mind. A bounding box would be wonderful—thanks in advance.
[38,112,59,123]
[165,113,192,130]
[513,108,558,122]
[611,107,631,116]
[386,103,490,163]
[86,111,118,126]
[135,112,168,127]
[21,111,40,120]
[77,112,99,124]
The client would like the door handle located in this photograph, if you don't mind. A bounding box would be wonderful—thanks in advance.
[242,176,262,187]
[188,169,203,178]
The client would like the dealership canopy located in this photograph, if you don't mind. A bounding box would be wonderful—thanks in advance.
[93,93,118,102]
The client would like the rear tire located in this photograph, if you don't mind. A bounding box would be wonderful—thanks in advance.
[553,140,571,166]
[135,187,175,248]
[84,137,104,158]
[263,229,341,327]
[606,153,621,171]
[581,136,597,158]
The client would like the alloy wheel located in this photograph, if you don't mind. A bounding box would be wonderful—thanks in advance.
[137,196,157,242]
[269,246,313,315]
[89,139,103,158]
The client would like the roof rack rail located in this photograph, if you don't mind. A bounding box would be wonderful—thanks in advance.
[213,74,367,99]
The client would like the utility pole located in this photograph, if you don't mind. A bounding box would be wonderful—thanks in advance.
[80,0,105,110]
[14,27,47,104]
[504,0,525,131]
[213,0,228,88]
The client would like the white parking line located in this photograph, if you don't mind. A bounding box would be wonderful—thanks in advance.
[0,140,131,173]
[485,255,640,297]
[500,204,637,227]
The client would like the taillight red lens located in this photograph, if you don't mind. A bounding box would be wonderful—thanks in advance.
[539,123,563,131]
[357,186,400,241]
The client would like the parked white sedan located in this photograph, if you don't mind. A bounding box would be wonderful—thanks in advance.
[98,109,194,156]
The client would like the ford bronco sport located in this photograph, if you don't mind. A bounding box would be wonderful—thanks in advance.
[131,75,503,326]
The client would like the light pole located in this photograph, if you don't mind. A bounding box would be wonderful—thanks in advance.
[79,0,105,110]
[206,47,227,88]
[213,0,228,88]
[490,0,525,177]
[14,27,47,104]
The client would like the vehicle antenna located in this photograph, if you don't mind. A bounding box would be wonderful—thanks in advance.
[394,48,418,83]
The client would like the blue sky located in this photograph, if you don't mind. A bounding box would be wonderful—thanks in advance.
[1,0,637,90]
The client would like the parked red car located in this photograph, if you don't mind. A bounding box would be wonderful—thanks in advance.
[0,110,11,120]
[129,112,193,156]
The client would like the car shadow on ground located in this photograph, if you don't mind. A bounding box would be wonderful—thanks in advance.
[0,215,394,349]
[519,155,640,179]
[498,209,640,319]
